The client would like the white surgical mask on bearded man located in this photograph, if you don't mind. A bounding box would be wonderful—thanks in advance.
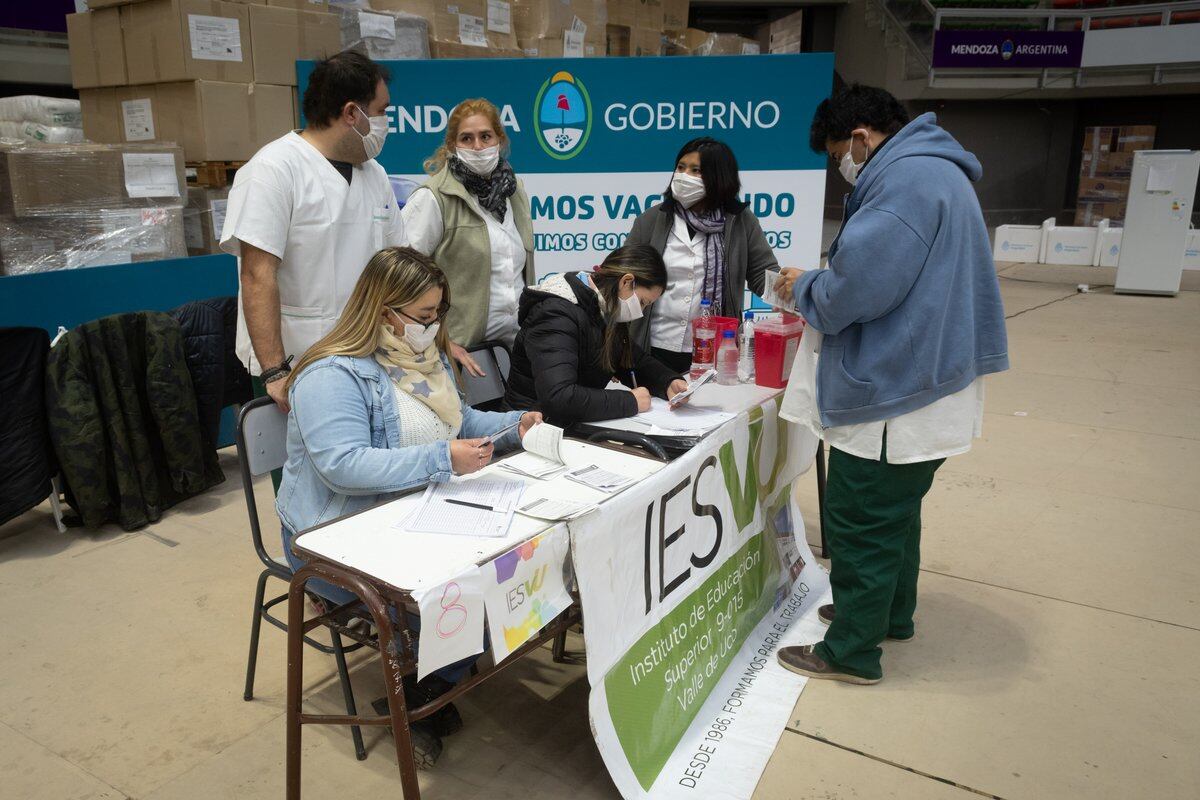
[670,172,706,208]
[456,145,500,176]
[353,104,389,160]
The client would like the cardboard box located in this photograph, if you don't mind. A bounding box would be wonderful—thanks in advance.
[1075,201,1126,226]
[0,206,187,276]
[608,0,636,27]
[512,0,598,41]
[0,142,186,218]
[122,0,254,85]
[1117,125,1155,152]
[519,34,602,57]
[338,8,431,60]
[372,0,518,49]
[429,41,523,58]
[67,10,128,88]
[1077,176,1130,202]
[696,32,759,55]
[634,0,663,31]
[224,0,331,7]
[184,185,229,255]
[248,5,341,85]
[661,0,688,30]
[664,27,706,55]
[1080,149,1135,178]
[632,27,661,56]
[81,82,294,162]
[607,24,630,55]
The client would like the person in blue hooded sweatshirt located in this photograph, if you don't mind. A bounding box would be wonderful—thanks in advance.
[773,85,1009,685]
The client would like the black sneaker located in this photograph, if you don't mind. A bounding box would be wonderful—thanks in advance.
[408,675,464,737]
[409,721,443,769]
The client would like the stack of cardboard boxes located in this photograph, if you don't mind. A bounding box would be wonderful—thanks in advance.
[606,0,664,57]
[512,0,606,58]
[0,142,188,274]
[69,0,342,163]
[369,0,521,59]
[1075,124,1156,226]
[767,9,802,54]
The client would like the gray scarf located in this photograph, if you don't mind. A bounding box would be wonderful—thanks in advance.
[677,204,728,312]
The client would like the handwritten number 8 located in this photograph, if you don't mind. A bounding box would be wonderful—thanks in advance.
[435,581,468,638]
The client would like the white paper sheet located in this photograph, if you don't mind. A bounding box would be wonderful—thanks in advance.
[210,198,228,239]
[487,0,511,33]
[522,423,564,463]
[564,29,585,57]
[122,153,179,199]
[517,496,597,521]
[1147,163,1175,192]
[499,451,568,480]
[412,567,486,680]
[667,368,715,406]
[357,11,395,40]
[564,464,634,493]
[121,98,154,142]
[458,13,487,46]
[187,14,243,62]
[625,397,735,434]
[403,477,525,538]
[761,268,794,310]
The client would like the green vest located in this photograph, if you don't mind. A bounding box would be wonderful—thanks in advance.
[423,167,535,346]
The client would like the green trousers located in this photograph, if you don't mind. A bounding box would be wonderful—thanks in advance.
[814,440,944,680]
[250,376,283,495]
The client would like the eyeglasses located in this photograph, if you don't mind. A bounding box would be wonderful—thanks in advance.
[387,306,444,327]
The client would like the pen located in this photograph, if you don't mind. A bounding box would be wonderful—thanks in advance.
[630,369,638,389]
[483,420,520,444]
[445,498,495,512]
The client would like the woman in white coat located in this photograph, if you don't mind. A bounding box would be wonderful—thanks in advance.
[402,98,535,377]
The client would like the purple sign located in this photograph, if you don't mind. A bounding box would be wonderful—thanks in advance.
[932,30,1084,69]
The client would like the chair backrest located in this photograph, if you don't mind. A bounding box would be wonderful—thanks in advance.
[461,340,512,407]
[236,396,288,570]
[239,396,288,477]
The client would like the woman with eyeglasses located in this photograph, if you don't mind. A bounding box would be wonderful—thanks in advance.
[625,137,779,375]
[276,246,541,762]
[505,244,689,427]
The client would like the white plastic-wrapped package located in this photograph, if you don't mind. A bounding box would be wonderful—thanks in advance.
[338,8,431,60]
[0,206,187,276]
[0,120,85,145]
[0,96,83,128]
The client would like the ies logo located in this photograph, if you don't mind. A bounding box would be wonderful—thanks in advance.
[533,70,592,160]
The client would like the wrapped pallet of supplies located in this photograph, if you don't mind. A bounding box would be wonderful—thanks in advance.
[337,7,431,59]
[0,207,188,276]
[0,142,186,275]
[0,96,83,129]
[0,121,85,145]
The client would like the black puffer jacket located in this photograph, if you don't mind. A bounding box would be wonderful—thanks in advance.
[171,297,252,449]
[505,272,682,426]
[0,327,56,526]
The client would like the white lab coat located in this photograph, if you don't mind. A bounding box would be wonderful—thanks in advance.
[221,131,405,375]
[650,213,707,353]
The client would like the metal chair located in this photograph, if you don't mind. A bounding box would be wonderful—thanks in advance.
[237,396,370,761]
[459,339,512,408]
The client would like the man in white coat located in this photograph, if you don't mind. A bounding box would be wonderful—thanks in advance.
[221,51,405,412]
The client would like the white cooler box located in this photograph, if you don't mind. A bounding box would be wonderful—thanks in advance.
[1185,229,1199,271]
[1041,219,1098,266]
[992,224,1043,263]
[1094,220,1122,267]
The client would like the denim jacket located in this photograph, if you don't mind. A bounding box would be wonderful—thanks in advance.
[276,353,523,535]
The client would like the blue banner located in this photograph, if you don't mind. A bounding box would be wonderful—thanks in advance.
[298,54,834,176]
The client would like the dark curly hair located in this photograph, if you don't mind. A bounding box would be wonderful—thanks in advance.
[302,51,391,129]
[808,84,910,153]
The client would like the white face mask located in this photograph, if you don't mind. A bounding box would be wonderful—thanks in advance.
[353,104,388,160]
[456,145,500,176]
[402,321,440,353]
[671,172,706,209]
[613,289,644,323]
[838,137,868,186]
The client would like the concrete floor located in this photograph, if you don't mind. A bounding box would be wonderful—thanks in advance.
[2,263,1198,799]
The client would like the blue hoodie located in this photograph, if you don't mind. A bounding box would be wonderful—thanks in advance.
[793,112,1009,428]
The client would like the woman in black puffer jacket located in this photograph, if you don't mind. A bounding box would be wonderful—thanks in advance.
[505,245,688,427]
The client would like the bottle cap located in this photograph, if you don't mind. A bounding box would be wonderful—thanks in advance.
[744,311,754,320]
[723,330,735,338]
[700,298,711,306]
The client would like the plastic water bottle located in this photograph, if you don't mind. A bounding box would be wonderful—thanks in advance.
[691,298,716,379]
[716,330,739,385]
[737,311,755,383]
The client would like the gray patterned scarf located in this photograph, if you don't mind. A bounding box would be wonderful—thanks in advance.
[677,204,728,312]
[448,155,517,223]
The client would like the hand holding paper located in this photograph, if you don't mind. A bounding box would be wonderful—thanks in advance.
[770,268,805,308]
[668,368,715,408]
